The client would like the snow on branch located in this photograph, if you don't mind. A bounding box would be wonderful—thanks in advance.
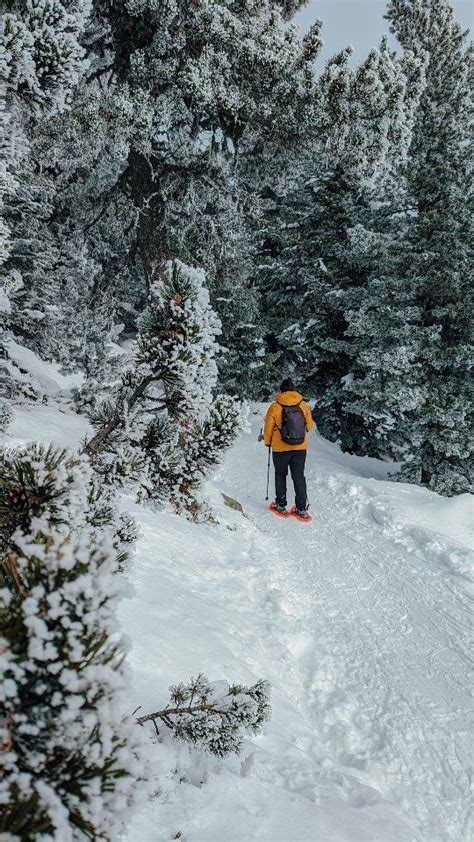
[83,259,242,517]
[0,443,146,839]
[137,674,271,757]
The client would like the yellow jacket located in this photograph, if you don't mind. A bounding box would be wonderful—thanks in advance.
[264,391,313,452]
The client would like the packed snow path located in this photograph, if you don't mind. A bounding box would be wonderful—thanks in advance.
[121,408,473,842]
[229,421,473,840]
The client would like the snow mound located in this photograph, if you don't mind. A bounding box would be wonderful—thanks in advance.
[5,339,84,400]
[324,474,473,589]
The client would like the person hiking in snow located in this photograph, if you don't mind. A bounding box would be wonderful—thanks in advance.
[263,378,313,520]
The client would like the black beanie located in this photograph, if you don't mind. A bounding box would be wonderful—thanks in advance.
[279,378,296,393]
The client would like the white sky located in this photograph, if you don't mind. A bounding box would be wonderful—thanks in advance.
[295,0,473,65]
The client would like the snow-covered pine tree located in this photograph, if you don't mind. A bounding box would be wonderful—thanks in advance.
[256,40,421,449]
[1,0,323,404]
[0,0,90,288]
[371,0,473,494]
[73,0,322,396]
[85,259,241,515]
[2,165,65,359]
[0,443,145,839]
[334,0,472,488]
[1,0,93,398]
[158,394,243,516]
[251,44,355,399]
[137,674,271,758]
[1,1,89,113]
[339,220,427,460]
[131,261,242,515]
[26,64,143,389]
[338,45,428,460]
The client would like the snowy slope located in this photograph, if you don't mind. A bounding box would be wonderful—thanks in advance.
[3,398,473,842]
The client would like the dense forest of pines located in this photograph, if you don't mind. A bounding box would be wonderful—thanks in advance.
[0,0,472,837]
[2,0,471,496]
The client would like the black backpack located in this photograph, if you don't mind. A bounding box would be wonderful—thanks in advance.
[278,400,306,445]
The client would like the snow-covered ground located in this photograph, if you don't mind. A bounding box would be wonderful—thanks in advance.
[3,400,473,842]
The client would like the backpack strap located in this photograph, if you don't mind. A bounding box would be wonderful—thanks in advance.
[274,401,282,433]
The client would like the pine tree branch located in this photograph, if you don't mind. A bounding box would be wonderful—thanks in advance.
[83,165,131,233]
[82,370,165,456]
[3,552,27,599]
[136,703,230,727]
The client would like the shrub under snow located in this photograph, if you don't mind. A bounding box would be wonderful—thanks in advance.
[0,444,147,840]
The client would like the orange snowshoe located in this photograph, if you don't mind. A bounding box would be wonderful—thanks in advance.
[289,505,313,523]
[268,501,289,518]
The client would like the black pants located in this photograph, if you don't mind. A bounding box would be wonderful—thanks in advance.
[273,450,307,511]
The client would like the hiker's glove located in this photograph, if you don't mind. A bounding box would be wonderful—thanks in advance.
[257,433,264,442]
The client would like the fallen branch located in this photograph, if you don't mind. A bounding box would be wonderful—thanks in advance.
[136,703,229,727]
[134,675,271,757]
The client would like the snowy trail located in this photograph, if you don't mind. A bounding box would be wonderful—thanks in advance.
[214,415,473,842]
[121,410,473,842]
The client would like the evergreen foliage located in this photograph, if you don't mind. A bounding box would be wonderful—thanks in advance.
[382,0,473,493]
[256,40,424,442]
[1,0,96,394]
[1,0,89,111]
[255,4,472,494]
[2,0,470,495]
[137,674,271,758]
[62,0,323,393]
[328,0,472,487]
[0,402,13,434]
[85,259,241,515]
[0,444,145,840]
[2,0,323,398]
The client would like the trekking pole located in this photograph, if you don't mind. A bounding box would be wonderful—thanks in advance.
[265,445,271,501]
